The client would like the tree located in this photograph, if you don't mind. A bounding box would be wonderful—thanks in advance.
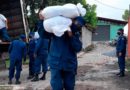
[84,4,97,29]
[24,0,81,30]
[80,0,97,30]
[24,0,97,31]
[122,9,129,21]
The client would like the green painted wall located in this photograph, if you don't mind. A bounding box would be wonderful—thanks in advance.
[110,25,124,40]
[97,21,110,25]
[97,21,125,40]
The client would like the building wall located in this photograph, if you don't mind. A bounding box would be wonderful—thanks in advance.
[110,25,124,40]
[97,21,125,40]
[82,27,92,49]
[0,0,24,39]
[92,25,110,41]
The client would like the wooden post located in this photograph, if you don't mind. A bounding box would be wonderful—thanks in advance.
[20,0,29,42]
[127,5,130,57]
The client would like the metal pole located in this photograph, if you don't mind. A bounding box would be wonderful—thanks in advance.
[20,0,29,42]
[129,5,130,16]
[127,4,130,57]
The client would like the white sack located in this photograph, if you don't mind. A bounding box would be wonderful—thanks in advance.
[61,3,80,18]
[34,31,40,39]
[41,6,62,19]
[63,3,86,17]
[43,16,72,37]
[76,3,86,16]
[41,3,86,19]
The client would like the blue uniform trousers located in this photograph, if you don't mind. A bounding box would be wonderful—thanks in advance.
[9,59,22,80]
[34,54,48,74]
[0,27,10,41]
[118,56,125,73]
[50,69,75,90]
[29,54,35,76]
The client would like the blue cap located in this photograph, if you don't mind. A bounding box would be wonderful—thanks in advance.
[20,34,26,40]
[75,16,86,26]
[29,32,34,37]
[118,28,124,32]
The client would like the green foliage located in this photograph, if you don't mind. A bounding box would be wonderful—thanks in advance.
[25,0,81,29]
[80,0,87,6]
[84,4,97,29]
[122,9,129,21]
[79,0,97,30]
[25,0,97,31]
[126,59,130,72]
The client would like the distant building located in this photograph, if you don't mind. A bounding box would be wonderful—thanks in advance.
[92,17,127,41]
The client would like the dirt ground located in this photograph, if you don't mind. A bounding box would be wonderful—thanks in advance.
[0,42,130,90]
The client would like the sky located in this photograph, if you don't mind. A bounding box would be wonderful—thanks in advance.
[86,0,130,20]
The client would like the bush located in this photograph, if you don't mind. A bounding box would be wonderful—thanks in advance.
[126,58,130,72]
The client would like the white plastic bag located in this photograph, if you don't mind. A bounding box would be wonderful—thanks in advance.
[61,3,80,18]
[41,6,62,19]
[34,31,40,39]
[41,3,86,19]
[76,3,86,16]
[43,16,72,37]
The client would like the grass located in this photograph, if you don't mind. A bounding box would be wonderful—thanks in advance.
[126,58,130,72]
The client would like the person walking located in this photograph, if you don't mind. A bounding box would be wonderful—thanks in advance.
[8,34,27,84]
[47,16,84,90]
[27,32,36,79]
[31,38,49,81]
[31,11,49,81]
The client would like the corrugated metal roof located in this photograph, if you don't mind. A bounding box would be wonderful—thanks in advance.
[98,17,128,25]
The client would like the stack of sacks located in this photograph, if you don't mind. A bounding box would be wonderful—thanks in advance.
[41,3,86,37]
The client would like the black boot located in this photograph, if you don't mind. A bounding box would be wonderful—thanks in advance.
[116,72,121,75]
[118,72,125,77]
[31,74,39,82]
[27,75,34,79]
[15,80,21,84]
[40,72,46,80]
[8,79,12,85]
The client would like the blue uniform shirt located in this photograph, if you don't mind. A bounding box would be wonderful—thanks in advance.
[35,38,49,56]
[47,24,82,71]
[8,40,26,60]
[28,39,36,55]
[116,35,127,53]
[37,20,44,38]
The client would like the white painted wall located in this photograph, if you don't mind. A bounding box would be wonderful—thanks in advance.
[82,27,92,49]
[124,23,128,36]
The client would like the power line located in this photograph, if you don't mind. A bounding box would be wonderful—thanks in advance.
[94,0,126,11]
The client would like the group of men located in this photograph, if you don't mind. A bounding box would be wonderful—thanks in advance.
[8,12,50,84]
[0,11,127,90]
[7,11,84,90]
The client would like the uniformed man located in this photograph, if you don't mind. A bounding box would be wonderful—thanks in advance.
[47,16,84,90]
[37,10,45,38]
[8,34,27,84]
[0,14,10,41]
[31,11,49,81]
[116,28,127,77]
[27,32,36,79]
[31,37,49,81]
